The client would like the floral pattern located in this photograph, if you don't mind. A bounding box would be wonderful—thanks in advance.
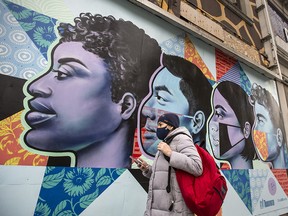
[222,169,252,213]
[63,168,95,197]
[36,167,125,216]
[0,111,48,166]
[4,0,57,59]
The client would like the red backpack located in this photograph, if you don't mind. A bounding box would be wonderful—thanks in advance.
[165,134,228,216]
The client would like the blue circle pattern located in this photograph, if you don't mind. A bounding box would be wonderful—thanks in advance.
[0,1,55,79]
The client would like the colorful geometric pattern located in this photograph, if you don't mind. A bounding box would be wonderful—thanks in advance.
[184,34,214,81]
[0,1,287,216]
[0,1,47,79]
[249,169,269,213]
[253,130,269,161]
[222,169,253,213]
[4,0,58,60]
[218,62,241,85]
[0,111,48,166]
[271,169,288,197]
[218,61,252,95]
[160,32,185,56]
[215,48,237,81]
[36,167,125,215]
[239,69,252,95]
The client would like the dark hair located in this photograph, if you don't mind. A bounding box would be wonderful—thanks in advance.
[162,53,212,138]
[216,81,257,160]
[57,13,162,122]
[250,83,285,132]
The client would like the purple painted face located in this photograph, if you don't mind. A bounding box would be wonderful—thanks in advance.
[208,89,245,159]
[24,42,122,151]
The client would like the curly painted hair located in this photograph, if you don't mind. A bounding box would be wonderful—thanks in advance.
[57,13,162,112]
[250,83,284,132]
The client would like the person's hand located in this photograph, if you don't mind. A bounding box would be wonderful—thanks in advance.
[137,158,149,172]
[157,141,172,157]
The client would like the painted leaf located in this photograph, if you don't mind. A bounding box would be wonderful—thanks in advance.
[33,15,51,23]
[95,168,106,182]
[96,176,111,187]
[79,189,99,208]
[57,210,74,216]
[52,200,67,216]
[116,168,125,176]
[43,169,65,189]
[4,157,21,165]
[19,21,36,31]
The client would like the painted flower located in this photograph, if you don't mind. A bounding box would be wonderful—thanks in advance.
[34,202,51,216]
[33,26,56,48]
[63,168,94,197]
[6,3,32,20]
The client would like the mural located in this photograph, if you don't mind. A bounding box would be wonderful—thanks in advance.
[250,83,288,169]
[21,12,162,168]
[208,81,257,169]
[139,53,213,157]
[0,0,288,216]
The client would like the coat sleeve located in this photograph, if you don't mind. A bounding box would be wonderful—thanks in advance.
[169,134,203,176]
[142,165,152,178]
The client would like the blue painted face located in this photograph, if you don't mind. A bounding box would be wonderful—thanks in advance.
[252,102,279,161]
[141,68,189,155]
[25,42,123,151]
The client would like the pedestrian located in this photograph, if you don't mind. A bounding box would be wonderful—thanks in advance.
[137,112,203,215]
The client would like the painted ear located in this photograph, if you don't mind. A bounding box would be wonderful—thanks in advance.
[243,122,251,139]
[119,92,137,120]
[276,128,283,147]
[191,110,205,134]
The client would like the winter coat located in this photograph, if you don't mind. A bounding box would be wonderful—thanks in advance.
[143,127,203,216]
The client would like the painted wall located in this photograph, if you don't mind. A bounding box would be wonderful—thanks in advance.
[0,0,288,215]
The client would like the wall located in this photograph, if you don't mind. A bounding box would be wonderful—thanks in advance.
[0,0,288,215]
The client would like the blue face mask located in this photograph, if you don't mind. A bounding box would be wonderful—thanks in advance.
[156,127,170,140]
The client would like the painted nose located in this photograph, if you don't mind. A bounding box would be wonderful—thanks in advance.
[209,121,219,133]
[142,106,156,121]
[28,74,52,97]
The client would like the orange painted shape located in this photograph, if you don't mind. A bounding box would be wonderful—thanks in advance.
[0,111,48,166]
[184,35,214,81]
[253,130,268,161]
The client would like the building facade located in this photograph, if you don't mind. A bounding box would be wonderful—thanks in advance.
[0,0,287,215]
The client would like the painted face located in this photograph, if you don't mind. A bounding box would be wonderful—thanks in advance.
[141,68,189,154]
[252,102,279,161]
[208,89,245,159]
[24,42,122,151]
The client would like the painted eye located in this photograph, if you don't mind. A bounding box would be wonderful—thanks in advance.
[215,109,223,119]
[52,69,70,80]
[257,116,265,126]
[155,92,169,106]
[156,94,164,101]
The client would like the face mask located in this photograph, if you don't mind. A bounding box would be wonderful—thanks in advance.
[156,127,170,140]
[218,122,245,156]
[253,130,278,161]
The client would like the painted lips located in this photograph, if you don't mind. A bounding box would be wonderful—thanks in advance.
[26,111,56,126]
[26,100,56,126]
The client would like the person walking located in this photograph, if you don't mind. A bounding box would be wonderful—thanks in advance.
[137,112,203,215]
